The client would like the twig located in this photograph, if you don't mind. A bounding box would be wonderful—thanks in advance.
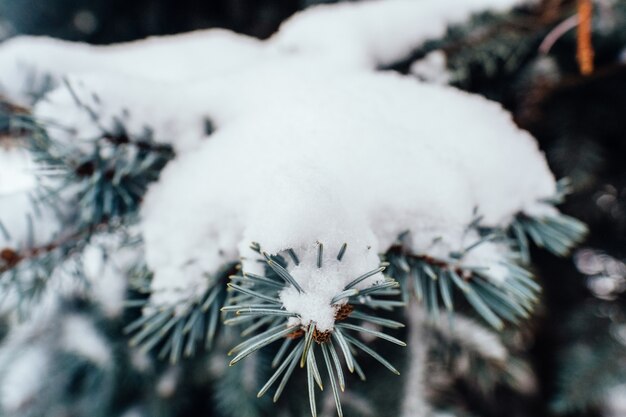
[539,14,579,55]
[576,0,594,75]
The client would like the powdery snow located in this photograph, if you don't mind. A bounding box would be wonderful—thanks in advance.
[0,0,554,330]
[271,0,527,69]
[80,233,137,318]
[141,71,556,324]
[0,30,264,106]
[278,243,383,331]
[0,0,530,106]
[0,147,62,250]
[61,315,112,367]
[33,74,208,152]
[411,50,452,84]
[0,148,35,195]
[0,346,49,412]
[0,230,134,320]
[430,314,508,362]
[605,384,626,417]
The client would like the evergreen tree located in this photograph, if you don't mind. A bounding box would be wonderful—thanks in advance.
[1,1,622,417]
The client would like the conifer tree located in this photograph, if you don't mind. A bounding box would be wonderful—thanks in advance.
[2,1,622,417]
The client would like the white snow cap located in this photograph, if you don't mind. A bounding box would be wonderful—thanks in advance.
[0,0,552,330]
[138,1,554,329]
[0,30,264,106]
[33,74,209,152]
[142,71,556,322]
[272,0,528,69]
[276,242,383,332]
[0,0,530,105]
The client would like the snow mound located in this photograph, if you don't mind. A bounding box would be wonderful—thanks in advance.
[271,0,527,69]
[0,30,264,106]
[141,71,556,316]
[0,0,550,330]
[0,0,530,105]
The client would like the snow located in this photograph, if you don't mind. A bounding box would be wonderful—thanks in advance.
[411,51,451,84]
[605,384,626,417]
[81,235,135,318]
[0,346,49,412]
[142,71,556,322]
[0,148,35,195]
[0,147,62,250]
[32,74,210,153]
[0,30,264,106]
[0,0,555,331]
[271,0,528,69]
[0,0,530,106]
[0,304,113,414]
[61,315,112,367]
[0,191,63,251]
[279,243,383,331]
[0,229,134,320]
[432,314,508,361]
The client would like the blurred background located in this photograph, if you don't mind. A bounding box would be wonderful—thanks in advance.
[0,0,337,42]
[1,1,626,417]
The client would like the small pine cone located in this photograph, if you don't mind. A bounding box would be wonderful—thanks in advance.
[0,248,21,268]
[313,328,331,344]
[334,304,354,321]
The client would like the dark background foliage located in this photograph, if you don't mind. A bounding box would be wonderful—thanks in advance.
[0,0,340,42]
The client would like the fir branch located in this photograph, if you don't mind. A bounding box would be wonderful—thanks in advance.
[386,243,538,330]
[125,262,237,364]
[29,124,174,228]
[507,180,588,261]
[0,96,34,137]
[212,342,271,417]
[386,182,585,329]
[224,243,405,417]
[0,224,108,317]
[0,222,105,274]
[509,212,587,260]
[1,87,175,232]
[0,297,123,417]
[426,314,533,394]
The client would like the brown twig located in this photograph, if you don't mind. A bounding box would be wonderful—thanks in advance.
[576,0,594,75]
[0,225,98,273]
